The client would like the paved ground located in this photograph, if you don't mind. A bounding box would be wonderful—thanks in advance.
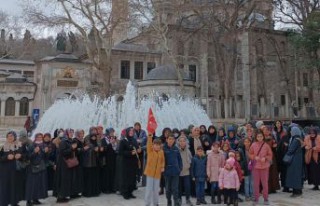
[19,184,319,206]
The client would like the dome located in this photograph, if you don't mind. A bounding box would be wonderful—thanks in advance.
[146,65,189,80]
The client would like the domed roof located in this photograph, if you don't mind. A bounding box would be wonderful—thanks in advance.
[146,65,189,80]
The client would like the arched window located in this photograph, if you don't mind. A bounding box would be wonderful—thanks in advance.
[19,97,29,116]
[5,97,15,116]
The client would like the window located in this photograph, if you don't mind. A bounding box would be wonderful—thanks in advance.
[256,39,263,56]
[303,73,309,87]
[8,70,21,74]
[19,97,29,116]
[5,97,15,116]
[236,58,243,81]
[134,61,143,80]
[120,60,130,79]
[177,40,184,56]
[189,65,197,82]
[147,62,156,73]
[208,59,214,81]
[23,71,34,78]
[281,95,286,106]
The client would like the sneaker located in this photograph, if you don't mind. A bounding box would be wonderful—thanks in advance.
[264,200,270,205]
[196,200,201,205]
[312,186,319,191]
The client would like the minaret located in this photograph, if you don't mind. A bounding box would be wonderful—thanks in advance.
[112,0,129,44]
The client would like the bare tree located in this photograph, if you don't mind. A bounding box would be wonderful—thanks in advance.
[22,0,130,96]
[274,0,320,29]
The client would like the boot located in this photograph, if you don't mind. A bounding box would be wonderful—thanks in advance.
[159,188,164,195]
[224,196,228,204]
[26,201,33,206]
[167,200,172,206]
[211,195,217,204]
[186,198,193,206]
[234,199,239,206]
[217,191,222,204]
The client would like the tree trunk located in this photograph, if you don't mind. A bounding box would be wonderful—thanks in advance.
[99,49,112,97]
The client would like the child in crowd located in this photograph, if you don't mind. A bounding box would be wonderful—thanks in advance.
[144,133,165,206]
[207,142,225,204]
[219,158,240,206]
[221,142,230,159]
[249,132,273,205]
[191,146,207,205]
[177,136,193,205]
[163,135,182,206]
[238,138,253,201]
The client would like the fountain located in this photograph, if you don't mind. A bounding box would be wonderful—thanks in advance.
[33,82,212,136]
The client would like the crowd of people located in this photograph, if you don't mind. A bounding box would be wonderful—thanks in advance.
[0,120,319,206]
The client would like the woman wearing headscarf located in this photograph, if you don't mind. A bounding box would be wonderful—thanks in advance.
[71,129,85,197]
[55,128,80,203]
[25,133,48,206]
[118,127,141,199]
[105,133,118,193]
[304,127,320,190]
[43,133,56,191]
[83,127,101,197]
[285,127,304,197]
[0,131,27,206]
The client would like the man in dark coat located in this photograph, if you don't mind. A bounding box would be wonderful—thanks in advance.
[118,127,141,199]
[285,127,304,197]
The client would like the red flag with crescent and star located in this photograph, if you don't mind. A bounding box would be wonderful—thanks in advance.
[147,108,157,134]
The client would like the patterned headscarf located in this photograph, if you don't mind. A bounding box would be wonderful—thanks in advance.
[2,131,20,152]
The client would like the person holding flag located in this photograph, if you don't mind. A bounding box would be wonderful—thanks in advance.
[144,108,165,206]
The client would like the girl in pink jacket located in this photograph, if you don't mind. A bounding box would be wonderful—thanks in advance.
[219,158,240,206]
[207,142,225,204]
[249,132,273,205]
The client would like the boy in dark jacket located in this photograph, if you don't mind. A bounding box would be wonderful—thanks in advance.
[192,146,207,205]
[164,135,183,206]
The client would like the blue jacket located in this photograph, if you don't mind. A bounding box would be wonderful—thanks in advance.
[163,143,182,176]
[191,155,207,181]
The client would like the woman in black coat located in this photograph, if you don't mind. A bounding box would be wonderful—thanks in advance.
[285,126,304,197]
[82,127,101,197]
[55,129,80,203]
[118,127,141,199]
[0,131,27,206]
[105,135,118,193]
[43,133,56,191]
[25,133,48,206]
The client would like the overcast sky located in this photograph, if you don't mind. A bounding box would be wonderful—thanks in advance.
[0,0,22,15]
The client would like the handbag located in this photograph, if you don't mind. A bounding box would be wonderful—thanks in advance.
[248,142,265,171]
[64,154,79,168]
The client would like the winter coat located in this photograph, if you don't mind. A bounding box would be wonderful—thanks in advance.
[219,168,240,189]
[163,143,182,176]
[304,135,320,164]
[191,155,207,182]
[249,142,273,170]
[144,135,165,179]
[179,147,192,176]
[206,151,225,182]
[285,136,304,190]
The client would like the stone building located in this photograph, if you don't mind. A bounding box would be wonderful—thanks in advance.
[0,59,36,129]
[0,0,319,132]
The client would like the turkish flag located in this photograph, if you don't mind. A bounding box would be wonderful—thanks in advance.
[147,108,158,134]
